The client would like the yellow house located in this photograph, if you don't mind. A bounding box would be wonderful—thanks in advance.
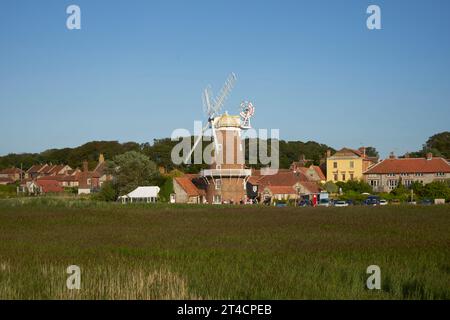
[326,148,377,182]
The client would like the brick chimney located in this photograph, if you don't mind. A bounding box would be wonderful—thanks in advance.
[389,152,396,159]
[358,147,366,157]
[426,152,433,160]
[83,161,88,172]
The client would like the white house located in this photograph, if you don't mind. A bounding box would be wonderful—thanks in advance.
[119,186,160,204]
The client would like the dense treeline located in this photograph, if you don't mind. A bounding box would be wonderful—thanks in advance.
[1,131,447,172]
[0,138,334,172]
[406,131,450,159]
[0,141,141,171]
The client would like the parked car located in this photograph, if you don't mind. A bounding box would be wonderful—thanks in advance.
[420,199,433,205]
[346,200,354,206]
[298,199,310,207]
[334,200,349,207]
[364,195,380,206]
[275,202,287,207]
[379,199,388,206]
[318,199,330,207]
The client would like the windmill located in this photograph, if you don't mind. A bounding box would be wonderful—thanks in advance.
[184,73,237,164]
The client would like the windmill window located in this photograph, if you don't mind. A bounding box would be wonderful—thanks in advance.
[213,195,222,204]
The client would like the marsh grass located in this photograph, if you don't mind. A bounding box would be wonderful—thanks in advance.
[0,198,449,299]
[0,259,200,300]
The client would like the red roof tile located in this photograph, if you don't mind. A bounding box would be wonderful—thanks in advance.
[311,165,326,180]
[364,157,450,174]
[36,180,64,193]
[298,181,321,194]
[265,186,296,194]
[27,164,47,173]
[0,177,14,184]
[174,177,205,196]
[257,171,309,187]
[47,165,66,175]
[0,167,23,175]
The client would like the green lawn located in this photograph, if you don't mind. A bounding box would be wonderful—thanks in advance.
[0,198,449,299]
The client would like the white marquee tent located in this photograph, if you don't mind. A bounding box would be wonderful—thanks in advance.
[119,186,160,203]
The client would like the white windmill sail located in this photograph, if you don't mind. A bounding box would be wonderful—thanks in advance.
[183,73,237,164]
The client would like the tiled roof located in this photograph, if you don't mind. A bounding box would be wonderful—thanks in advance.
[0,167,23,174]
[27,164,47,173]
[257,171,309,186]
[0,177,14,184]
[298,181,321,194]
[94,162,107,175]
[40,165,56,174]
[47,165,66,175]
[331,148,363,158]
[364,157,450,174]
[37,175,78,182]
[174,177,205,196]
[311,165,326,180]
[36,180,64,193]
[265,186,296,194]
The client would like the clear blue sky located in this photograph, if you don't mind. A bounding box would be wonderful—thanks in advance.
[1,0,449,158]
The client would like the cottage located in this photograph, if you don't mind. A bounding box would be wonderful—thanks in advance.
[173,177,206,204]
[326,147,378,182]
[364,153,450,192]
[0,167,24,182]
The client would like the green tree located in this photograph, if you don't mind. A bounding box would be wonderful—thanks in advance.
[365,147,379,158]
[421,181,450,201]
[107,151,160,196]
[94,181,118,202]
[336,180,372,194]
[323,181,338,194]
[424,132,450,158]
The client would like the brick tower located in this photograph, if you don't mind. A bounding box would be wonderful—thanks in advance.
[200,113,251,204]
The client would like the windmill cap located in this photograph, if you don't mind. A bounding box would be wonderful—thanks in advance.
[214,114,241,128]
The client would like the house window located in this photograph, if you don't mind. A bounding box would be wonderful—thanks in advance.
[415,173,423,177]
[252,186,257,192]
[342,174,346,181]
[370,180,379,187]
[404,180,412,187]
[387,173,395,177]
[400,173,409,177]
[388,180,398,189]
[350,173,354,180]
[436,172,445,177]
[349,161,354,169]
[333,162,337,169]
[334,174,338,181]
[215,179,222,190]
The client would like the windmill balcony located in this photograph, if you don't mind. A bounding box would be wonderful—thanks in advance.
[200,168,252,177]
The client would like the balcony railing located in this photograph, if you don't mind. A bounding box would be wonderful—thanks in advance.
[200,169,252,177]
